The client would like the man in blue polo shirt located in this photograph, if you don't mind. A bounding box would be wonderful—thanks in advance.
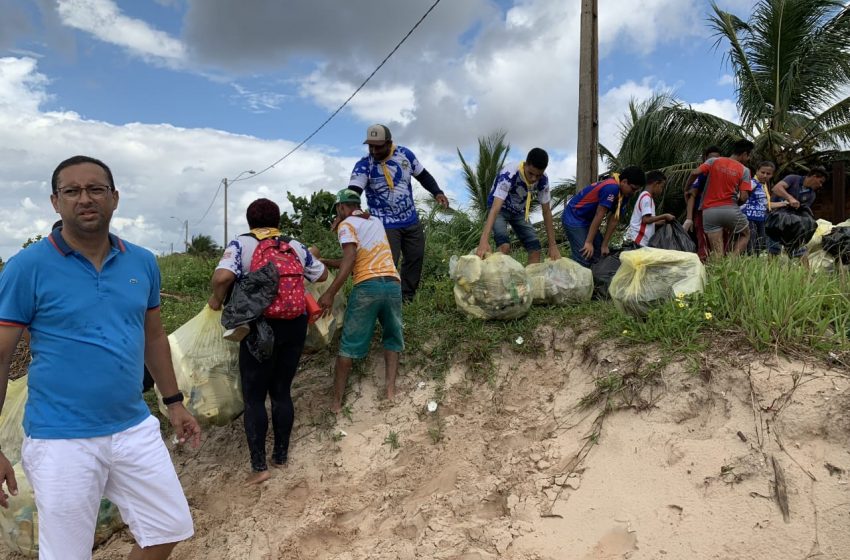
[349,124,448,302]
[562,166,646,267]
[767,166,828,263]
[0,155,200,560]
[475,147,561,262]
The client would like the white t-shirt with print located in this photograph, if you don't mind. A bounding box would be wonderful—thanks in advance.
[626,191,656,246]
[216,234,325,282]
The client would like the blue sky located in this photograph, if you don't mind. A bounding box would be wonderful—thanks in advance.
[0,0,753,259]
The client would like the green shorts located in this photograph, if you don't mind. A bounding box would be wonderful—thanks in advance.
[339,277,404,359]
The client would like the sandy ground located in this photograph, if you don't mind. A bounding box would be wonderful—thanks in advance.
[5,327,850,559]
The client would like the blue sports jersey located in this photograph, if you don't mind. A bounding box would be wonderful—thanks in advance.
[348,145,425,229]
[562,178,625,228]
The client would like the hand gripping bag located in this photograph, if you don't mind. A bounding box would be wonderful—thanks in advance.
[0,463,124,557]
[450,254,532,320]
[526,259,593,305]
[156,306,243,426]
[303,272,347,351]
[608,248,706,318]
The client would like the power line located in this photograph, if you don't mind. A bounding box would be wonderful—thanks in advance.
[229,0,443,186]
[194,179,224,225]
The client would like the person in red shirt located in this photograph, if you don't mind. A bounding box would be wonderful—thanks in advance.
[682,139,754,256]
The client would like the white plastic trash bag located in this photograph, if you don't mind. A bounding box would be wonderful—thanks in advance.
[526,259,593,305]
[304,273,346,352]
[156,306,242,426]
[450,254,532,320]
[609,248,706,318]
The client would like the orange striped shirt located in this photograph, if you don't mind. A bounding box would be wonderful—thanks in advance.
[337,213,399,284]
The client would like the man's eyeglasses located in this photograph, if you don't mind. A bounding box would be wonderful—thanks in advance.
[56,185,113,200]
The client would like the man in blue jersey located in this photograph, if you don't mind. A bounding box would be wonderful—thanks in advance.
[475,148,560,262]
[562,166,646,267]
[349,124,448,302]
[0,156,200,560]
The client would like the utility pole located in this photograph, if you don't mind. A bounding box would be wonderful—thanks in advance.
[223,177,229,248]
[182,219,189,251]
[576,0,599,190]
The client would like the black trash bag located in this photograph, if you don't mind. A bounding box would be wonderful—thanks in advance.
[765,208,817,251]
[221,262,279,328]
[822,226,850,264]
[648,221,697,253]
[591,251,621,300]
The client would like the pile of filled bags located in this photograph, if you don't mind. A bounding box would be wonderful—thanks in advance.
[303,273,346,351]
[0,379,123,557]
[608,248,706,318]
[155,306,243,426]
[450,254,533,320]
[802,219,850,273]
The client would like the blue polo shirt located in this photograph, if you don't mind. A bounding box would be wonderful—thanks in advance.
[0,230,158,439]
[349,145,425,229]
[563,178,626,228]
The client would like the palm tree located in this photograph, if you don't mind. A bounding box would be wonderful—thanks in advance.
[709,0,850,171]
[457,131,511,220]
[187,234,220,258]
[601,93,743,212]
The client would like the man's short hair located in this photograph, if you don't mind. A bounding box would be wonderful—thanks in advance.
[51,220,63,231]
[619,166,646,187]
[732,139,755,155]
[808,165,828,178]
[645,170,667,185]
[526,148,549,170]
[246,198,281,229]
[703,145,722,160]
[757,160,776,170]
[51,155,115,194]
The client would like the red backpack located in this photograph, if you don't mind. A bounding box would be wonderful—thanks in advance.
[248,236,306,319]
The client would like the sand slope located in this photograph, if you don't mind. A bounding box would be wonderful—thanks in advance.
[5,327,850,559]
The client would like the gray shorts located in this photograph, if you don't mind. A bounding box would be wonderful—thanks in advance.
[702,205,749,234]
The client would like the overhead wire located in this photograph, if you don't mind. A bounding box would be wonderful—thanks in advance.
[227,0,443,186]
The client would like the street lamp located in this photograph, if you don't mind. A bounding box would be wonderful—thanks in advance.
[223,170,255,246]
[170,216,189,252]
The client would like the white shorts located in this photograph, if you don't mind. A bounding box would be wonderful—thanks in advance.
[21,415,194,559]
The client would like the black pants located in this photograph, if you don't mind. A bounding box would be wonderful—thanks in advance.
[385,222,425,301]
[747,220,767,255]
[239,315,307,472]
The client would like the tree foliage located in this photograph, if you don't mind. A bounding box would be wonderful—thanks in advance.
[279,190,340,257]
[457,131,510,220]
[187,234,220,258]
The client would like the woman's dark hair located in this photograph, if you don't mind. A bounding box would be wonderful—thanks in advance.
[51,155,115,194]
[246,198,281,229]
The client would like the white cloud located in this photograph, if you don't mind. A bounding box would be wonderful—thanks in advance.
[230,84,289,113]
[717,73,735,86]
[300,70,417,126]
[691,98,739,124]
[0,57,357,260]
[56,0,186,66]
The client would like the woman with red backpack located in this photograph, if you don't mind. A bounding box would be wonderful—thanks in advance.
[208,198,327,485]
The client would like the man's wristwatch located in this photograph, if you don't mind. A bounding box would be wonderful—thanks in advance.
[162,392,185,406]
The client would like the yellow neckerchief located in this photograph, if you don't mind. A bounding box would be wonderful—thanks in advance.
[377,143,396,191]
[611,173,622,217]
[250,227,281,240]
[519,162,538,222]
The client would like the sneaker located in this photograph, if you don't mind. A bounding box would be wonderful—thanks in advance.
[223,324,250,342]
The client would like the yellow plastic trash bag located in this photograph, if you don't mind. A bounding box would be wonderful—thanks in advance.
[526,259,593,305]
[156,306,242,426]
[0,378,27,464]
[609,248,706,318]
[450,254,532,320]
[806,219,834,252]
[0,463,124,557]
[304,273,346,352]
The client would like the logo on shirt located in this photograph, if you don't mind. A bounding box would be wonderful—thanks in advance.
[401,160,409,171]
[129,278,138,284]
[606,194,615,202]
